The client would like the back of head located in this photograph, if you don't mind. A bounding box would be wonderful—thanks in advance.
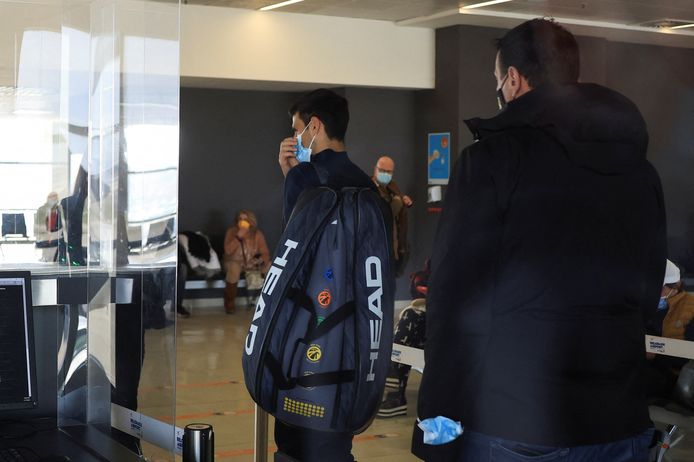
[290,89,349,141]
[496,18,579,88]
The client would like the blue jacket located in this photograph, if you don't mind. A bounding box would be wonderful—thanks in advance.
[283,149,374,225]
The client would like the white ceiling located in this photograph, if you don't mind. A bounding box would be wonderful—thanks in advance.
[181,0,460,22]
[3,0,693,91]
[169,0,694,58]
[173,0,694,90]
[179,0,694,26]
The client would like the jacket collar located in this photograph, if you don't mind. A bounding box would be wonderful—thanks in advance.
[464,83,649,174]
[464,85,549,141]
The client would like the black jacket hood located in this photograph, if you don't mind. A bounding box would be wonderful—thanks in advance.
[465,83,649,174]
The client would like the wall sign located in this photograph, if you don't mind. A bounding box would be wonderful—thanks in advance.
[428,132,450,185]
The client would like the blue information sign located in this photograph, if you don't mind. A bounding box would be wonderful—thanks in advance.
[428,132,450,185]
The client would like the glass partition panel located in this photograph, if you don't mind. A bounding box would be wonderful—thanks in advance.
[0,0,180,460]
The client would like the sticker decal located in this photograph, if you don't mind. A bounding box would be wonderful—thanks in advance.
[324,268,334,281]
[306,344,322,363]
[317,290,332,308]
[283,397,325,418]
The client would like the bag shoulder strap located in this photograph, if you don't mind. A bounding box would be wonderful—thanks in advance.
[286,289,355,342]
[265,353,355,390]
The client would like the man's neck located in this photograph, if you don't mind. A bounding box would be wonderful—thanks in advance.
[313,139,345,154]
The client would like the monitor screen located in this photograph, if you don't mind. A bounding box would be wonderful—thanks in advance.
[0,271,37,410]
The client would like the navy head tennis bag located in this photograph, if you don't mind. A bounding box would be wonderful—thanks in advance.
[242,186,394,434]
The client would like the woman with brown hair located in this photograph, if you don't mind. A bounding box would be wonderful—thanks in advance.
[223,210,270,314]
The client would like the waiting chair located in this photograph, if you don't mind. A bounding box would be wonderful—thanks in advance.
[649,360,694,461]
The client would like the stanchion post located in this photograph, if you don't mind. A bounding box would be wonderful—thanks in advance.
[254,404,269,462]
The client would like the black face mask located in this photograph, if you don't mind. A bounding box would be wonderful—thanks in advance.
[496,73,509,111]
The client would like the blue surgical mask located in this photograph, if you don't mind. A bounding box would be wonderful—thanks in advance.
[296,124,316,163]
[376,171,392,186]
[658,297,668,310]
[658,288,676,310]
[417,416,463,445]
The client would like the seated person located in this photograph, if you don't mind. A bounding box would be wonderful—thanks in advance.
[645,259,694,399]
[223,210,270,314]
[35,192,63,262]
[378,260,430,418]
[178,231,222,318]
[659,259,694,340]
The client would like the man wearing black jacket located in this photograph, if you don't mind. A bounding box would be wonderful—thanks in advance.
[414,19,666,461]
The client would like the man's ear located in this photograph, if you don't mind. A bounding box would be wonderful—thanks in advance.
[309,116,321,135]
[507,65,532,96]
[507,65,521,89]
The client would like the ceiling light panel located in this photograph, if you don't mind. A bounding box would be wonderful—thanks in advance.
[259,0,304,11]
[462,0,513,9]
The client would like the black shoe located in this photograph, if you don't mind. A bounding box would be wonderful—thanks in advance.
[377,391,407,418]
[176,305,191,318]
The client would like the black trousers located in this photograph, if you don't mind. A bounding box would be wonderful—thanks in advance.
[274,420,354,462]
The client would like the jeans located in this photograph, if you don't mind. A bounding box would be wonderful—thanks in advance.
[444,428,655,462]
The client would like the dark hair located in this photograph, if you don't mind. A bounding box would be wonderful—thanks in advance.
[289,89,349,141]
[495,18,579,88]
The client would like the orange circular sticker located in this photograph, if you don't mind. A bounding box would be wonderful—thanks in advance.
[317,290,332,308]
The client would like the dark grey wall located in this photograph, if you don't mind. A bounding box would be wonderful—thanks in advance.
[346,88,418,298]
[410,26,694,275]
[408,26,504,278]
[179,87,419,297]
[343,87,417,189]
[179,88,295,252]
[605,42,694,270]
[179,25,694,295]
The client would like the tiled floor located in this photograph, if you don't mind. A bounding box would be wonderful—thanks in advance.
[139,302,421,461]
[139,302,694,462]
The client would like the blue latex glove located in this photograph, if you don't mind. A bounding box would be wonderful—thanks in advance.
[417,416,464,445]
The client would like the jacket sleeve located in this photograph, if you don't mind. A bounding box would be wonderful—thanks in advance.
[224,227,241,258]
[256,231,271,272]
[391,180,409,257]
[642,165,668,333]
[398,204,409,255]
[283,164,320,226]
[414,140,519,458]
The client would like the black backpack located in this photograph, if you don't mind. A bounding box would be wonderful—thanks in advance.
[241,185,394,433]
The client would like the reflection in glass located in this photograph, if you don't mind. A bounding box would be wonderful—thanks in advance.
[1,0,179,459]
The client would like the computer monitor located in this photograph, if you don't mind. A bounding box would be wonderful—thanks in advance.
[0,271,37,411]
[1,213,27,237]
